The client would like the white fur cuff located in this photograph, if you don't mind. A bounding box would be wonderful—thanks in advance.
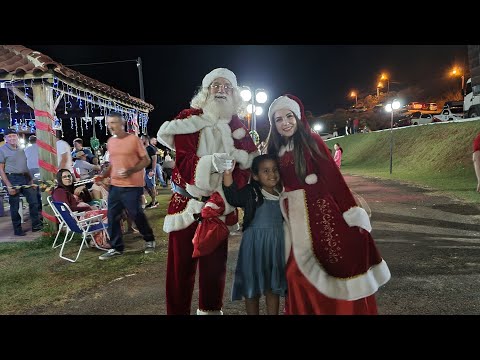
[232,127,246,139]
[230,149,248,166]
[343,206,372,233]
[197,309,223,315]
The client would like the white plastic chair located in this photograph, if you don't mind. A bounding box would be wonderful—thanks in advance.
[51,201,109,262]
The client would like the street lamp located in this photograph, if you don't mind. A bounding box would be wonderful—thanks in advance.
[313,123,322,133]
[240,87,267,132]
[350,91,358,106]
[377,82,383,98]
[451,67,465,96]
[385,99,401,175]
[380,73,390,95]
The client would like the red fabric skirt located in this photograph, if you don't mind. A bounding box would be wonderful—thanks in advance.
[284,252,378,315]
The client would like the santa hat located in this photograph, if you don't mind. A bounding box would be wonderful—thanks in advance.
[202,68,237,88]
[268,94,309,129]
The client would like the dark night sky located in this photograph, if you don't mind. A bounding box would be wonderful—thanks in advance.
[25,44,468,136]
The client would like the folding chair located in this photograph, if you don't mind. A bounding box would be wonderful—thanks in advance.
[47,196,81,249]
[52,201,109,262]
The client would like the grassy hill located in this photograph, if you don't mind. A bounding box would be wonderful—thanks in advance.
[325,120,480,204]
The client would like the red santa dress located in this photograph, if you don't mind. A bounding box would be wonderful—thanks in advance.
[278,134,390,315]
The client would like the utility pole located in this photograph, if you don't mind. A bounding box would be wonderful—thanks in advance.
[137,57,145,100]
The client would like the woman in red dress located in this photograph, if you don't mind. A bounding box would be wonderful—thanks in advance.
[266,94,390,315]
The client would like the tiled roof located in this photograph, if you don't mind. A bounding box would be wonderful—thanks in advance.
[0,45,154,111]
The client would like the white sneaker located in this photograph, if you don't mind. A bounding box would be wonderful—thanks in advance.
[144,241,156,254]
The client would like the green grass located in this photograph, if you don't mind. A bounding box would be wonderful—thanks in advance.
[325,120,480,203]
[0,188,172,314]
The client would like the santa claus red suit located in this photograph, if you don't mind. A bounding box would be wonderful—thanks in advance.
[266,94,391,315]
[157,68,259,315]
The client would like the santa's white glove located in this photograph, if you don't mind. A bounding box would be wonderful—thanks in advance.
[212,153,235,173]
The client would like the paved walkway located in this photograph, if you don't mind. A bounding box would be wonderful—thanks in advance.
[0,198,42,243]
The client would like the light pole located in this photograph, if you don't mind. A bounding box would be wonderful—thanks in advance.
[451,67,465,96]
[350,91,358,106]
[313,123,322,133]
[380,73,390,95]
[377,82,383,98]
[240,87,267,132]
[385,99,401,175]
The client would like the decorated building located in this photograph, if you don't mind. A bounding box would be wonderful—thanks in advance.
[0,45,154,222]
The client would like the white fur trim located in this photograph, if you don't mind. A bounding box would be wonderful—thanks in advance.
[205,202,220,210]
[279,192,292,261]
[232,127,246,139]
[282,190,390,300]
[163,199,205,233]
[278,142,294,157]
[230,149,248,167]
[157,122,175,150]
[185,183,212,198]
[194,155,222,192]
[202,68,237,88]
[268,95,301,124]
[197,309,223,315]
[237,150,259,170]
[157,114,253,169]
[343,206,372,233]
[305,174,318,185]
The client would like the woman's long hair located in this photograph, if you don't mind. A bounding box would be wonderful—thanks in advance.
[55,169,74,194]
[266,113,325,183]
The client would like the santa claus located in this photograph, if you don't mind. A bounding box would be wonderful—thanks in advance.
[157,68,259,315]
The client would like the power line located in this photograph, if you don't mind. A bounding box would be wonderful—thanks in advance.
[64,59,138,67]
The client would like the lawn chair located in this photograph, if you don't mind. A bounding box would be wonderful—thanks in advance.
[52,201,109,263]
[47,195,64,249]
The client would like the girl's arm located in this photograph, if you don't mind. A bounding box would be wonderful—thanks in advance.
[223,164,251,208]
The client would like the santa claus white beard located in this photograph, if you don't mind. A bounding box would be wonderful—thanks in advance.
[203,96,235,121]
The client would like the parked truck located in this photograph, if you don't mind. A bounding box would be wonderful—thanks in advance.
[464,45,480,118]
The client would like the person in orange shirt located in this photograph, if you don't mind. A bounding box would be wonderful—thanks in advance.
[95,112,156,260]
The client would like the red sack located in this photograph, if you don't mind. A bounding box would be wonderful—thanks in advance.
[192,192,229,258]
[192,217,229,258]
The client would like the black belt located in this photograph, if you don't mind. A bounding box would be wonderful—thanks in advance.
[5,173,28,176]
[173,184,209,202]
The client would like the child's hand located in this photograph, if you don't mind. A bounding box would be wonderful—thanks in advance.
[223,160,236,175]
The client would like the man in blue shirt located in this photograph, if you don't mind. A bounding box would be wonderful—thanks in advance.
[71,138,94,163]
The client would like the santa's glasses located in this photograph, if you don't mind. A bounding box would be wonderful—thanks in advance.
[209,83,233,92]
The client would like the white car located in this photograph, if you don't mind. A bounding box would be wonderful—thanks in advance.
[432,107,464,122]
[410,113,434,125]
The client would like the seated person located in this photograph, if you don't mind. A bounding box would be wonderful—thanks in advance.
[52,169,109,248]
[52,169,93,212]
[73,151,101,181]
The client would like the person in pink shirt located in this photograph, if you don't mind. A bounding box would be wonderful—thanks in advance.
[333,143,343,169]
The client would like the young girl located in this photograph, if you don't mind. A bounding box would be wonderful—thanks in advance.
[334,143,343,168]
[223,154,287,315]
